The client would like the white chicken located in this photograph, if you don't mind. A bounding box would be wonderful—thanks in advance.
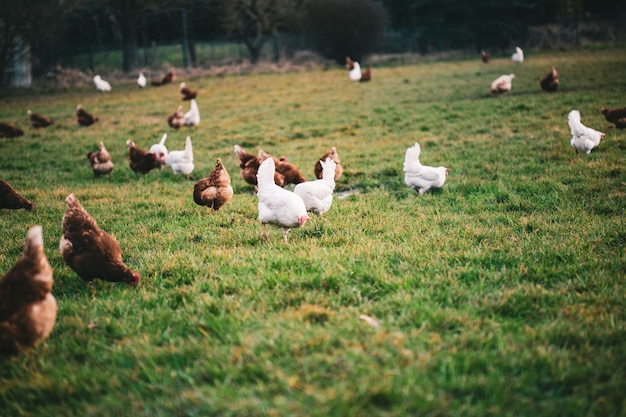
[164,136,194,178]
[568,110,606,156]
[511,46,524,63]
[93,75,111,92]
[349,61,362,81]
[149,133,168,166]
[490,74,515,95]
[137,72,146,88]
[183,99,200,127]
[257,158,311,243]
[294,157,337,215]
[403,142,450,195]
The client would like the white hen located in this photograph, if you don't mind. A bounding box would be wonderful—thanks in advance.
[490,74,515,94]
[404,143,450,195]
[257,158,311,243]
[137,72,146,88]
[149,133,168,166]
[93,75,111,92]
[294,157,336,215]
[511,46,524,63]
[183,99,200,126]
[164,136,194,178]
[349,61,362,81]
[568,110,606,156]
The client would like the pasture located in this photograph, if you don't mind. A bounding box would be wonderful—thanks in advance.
[0,47,625,416]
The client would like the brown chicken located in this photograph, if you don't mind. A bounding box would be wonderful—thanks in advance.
[151,69,175,86]
[179,82,198,100]
[0,225,57,356]
[0,180,34,210]
[60,194,140,286]
[27,110,54,128]
[126,140,160,174]
[540,66,559,92]
[314,146,343,181]
[76,104,98,127]
[258,149,306,186]
[601,107,626,129]
[87,141,114,177]
[193,158,234,211]
[345,56,356,70]
[481,50,491,63]
[234,144,285,187]
[167,106,185,129]
[360,67,372,82]
[0,122,24,138]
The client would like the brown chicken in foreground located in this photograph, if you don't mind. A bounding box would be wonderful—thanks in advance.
[126,140,160,174]
[601,107,626,129]
[540,66,559,92]
[60,194,140,286]
[0,180,34,210]
[0,225,57,356]
[193,158,234,211]
[87,141,114,177]
[151,69,175,86]
[314,146,343,181]
[167,105,185,129]
[258,149,306,186]
[179,82,198,100]
[234,144,285,187]
[27,110,54,128]
[0,122,24,138]
[76,104,98,127]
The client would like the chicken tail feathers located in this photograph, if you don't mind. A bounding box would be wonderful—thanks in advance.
[568,110,582,134]
[22,225,45,264]
[184,136,193,161]
[159,133,167,146]
[403,143,422,172]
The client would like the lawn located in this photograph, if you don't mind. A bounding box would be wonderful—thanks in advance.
[0,46,625,417]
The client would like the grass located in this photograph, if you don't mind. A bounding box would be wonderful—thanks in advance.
[1,46,625,416]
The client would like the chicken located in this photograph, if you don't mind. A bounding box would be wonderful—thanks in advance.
[27,110,54,128]
[164,136,194,178]
[568,110,605,156]
[60,194,140,286]
[360,66,372,82]
[346,56,362,81]
[0,122,24,138]
[258,149,306,186]
[193,158,234,211]
[180,82,198,100]
[149,133,168,166]
[137,72,147,88]
[76,104,98,127]
[490,74,515,95]
[540,66,559,92]
[151,69,175,86]
[481,50,491,63]
[183,99,200,127]
[126,140,160,174]
[93,75,111,92]
[0,225,57,356]
[314,146,343,181]
[234,144,284,187]
[403,142,450,195]
[294,157,336,215]
[167,105,185,129]
[511,46,524,63]
[0,180,34,210]
[86,141,114,177]
[600,107,626,129]
[257,158,310,243]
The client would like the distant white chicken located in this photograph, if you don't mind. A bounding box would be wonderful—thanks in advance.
[257,158,311,243]
[568,110,606,157]
[511,46,524,63]
[93,75,111,92]
[294,157,337,215]
[183,99,200,127]
[164,136,194,178]
[349,61,362,81]
[490,74,515,94]
[137,72,146,88]
[403,142,450,195]
[149,133,168,166]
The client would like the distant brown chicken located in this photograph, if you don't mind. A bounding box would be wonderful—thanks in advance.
[481,50,491,63]
[540,66,559,92]
[126,140,160,174]
[360,67,372,82]
[0,225,57,356]
[258,149,306,186]
[193,158,234,211]
[314,146,343,181]
[0,122,24,138]
[151,69,175,86]
[0,180,34,210]
[167,105,185,129]
[76,104,98,127]
[601,107,626,129]
[27,110,54,128]
[87,141,114,177]
[179,82,198,100]
[234,144,285,187]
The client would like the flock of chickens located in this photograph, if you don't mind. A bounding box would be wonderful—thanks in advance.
[0,49,624,356]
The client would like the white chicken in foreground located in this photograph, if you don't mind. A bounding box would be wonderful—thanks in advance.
[257,158,311,243]
[511,46,524,63]
[490,74,515,94]
[93,75,111,92]
[294,157,337,215]
[183,99,200,127]
[164,136,194,178]
[149,133,168,166]
[137,72,146,88]
[404,142,450,195]
[568,110,606,156]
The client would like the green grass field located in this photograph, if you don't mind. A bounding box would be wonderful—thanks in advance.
[1,47,625,416]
